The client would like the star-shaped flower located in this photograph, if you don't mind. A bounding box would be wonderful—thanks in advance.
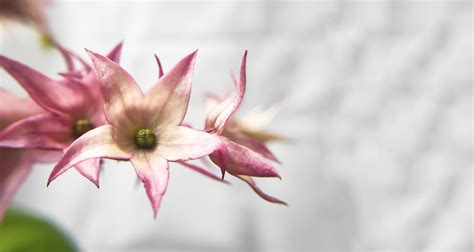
[47,50,223,216]
[0,42,123,186]
[204,51,286,205]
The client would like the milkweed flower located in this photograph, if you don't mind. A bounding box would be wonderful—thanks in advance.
[0,88,59,220]
[0,43,123,186]
[47,50,223,216]
[204,51,286,205]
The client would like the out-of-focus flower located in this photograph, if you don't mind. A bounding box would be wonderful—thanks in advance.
[0,43,123,187]
[47,50,223,217]
[0,88,59,221]
[0,0,52,42]
[204,51,286,205]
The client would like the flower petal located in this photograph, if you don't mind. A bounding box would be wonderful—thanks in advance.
[86,50,144,126]
[156,126,222,162]
[74,158,102,188]
[30,150,62,163]
[0,114,72,150]
[236,175,287,205]
[154,54,164,79]
[225,129,280,163]
[54,43,76,72]
[178,162,229,184]
[0,148,33,220]
[0,88,42,129]
[47,125,131,185]
[212,138,280,178]
[145,51,197,127]
[205,51,247,133]
[131,154,169,217]
[0,55,90,116]
[106,41,123,65]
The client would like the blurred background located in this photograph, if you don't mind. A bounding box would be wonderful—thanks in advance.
[0,0,472,251]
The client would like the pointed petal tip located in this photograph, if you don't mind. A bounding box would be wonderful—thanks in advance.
[277,200,288,206]
[220,169,226,180]
[84,48,95,58]
[154,54,164,78]
[186,49,198,62]
[116,40,124,48]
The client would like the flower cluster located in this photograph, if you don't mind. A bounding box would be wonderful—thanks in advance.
[0,42,286,218]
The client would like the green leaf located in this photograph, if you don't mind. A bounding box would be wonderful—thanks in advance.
[0,209,76,252]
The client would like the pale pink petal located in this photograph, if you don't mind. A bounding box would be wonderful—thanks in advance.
[0,88,42,129]
[131,154,169,217]
[0,148,33,220]
[0,114,72,150]
[156,126,222,162]
[226,129,280,163]
[236,175,287,205]
[0,55,91,116]
[212,138,280,178]
[145,51,197,127]
[240,104,281,130]
[48,125,131,185]
[178,162,229,184]
[86,50,144,126]
[74,158,102,188]
[154,54,164,79]
[205,51,247,133]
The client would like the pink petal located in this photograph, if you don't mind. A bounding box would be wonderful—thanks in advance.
[226,129,280,163]
[145,51,197,127]
[74,158,102,188]
[0,88,42,129]
[0,113,72,150]
[54,43,76,72]
[205,51,247,133]
[131,154,169,217]
[236,175,287,205]
[154,54,164,79]
[30,150,62,163]
[156,126,222,162]
[52,40,92,73]
[86,50,144,126]
[106,41,124,65]
[178,162,229,184]
[0,148,33,220]
[0,55,91,116]
[47,125,131,185]
[212,137,280,178]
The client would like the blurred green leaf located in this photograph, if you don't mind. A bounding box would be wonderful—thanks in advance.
[0,209,76,252]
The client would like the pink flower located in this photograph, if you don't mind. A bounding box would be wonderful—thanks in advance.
[0,0,52,36]
[0,43,123,186]
[206,93,286,163]
[204,51,286,205]
[0,88,59,220]
[47,50,223,217]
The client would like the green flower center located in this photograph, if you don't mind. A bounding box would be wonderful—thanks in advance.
[73,119,94,138]
[134,128,157,149]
